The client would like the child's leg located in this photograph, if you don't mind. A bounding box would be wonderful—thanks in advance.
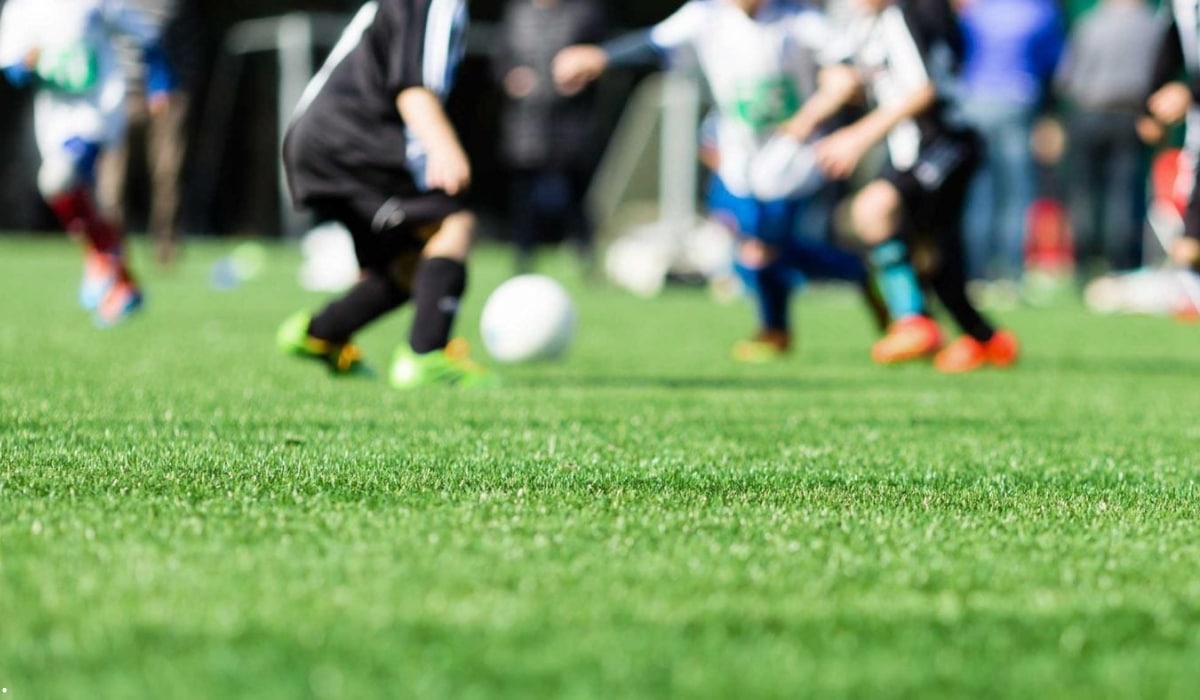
[305,199,414,344]
[308,272,412,344]
[928,196,996,344]
[41,139,126,263]
[409,211,475,354]
[734,241,793,335]
[708,179,794,337]
[850,181,926,321]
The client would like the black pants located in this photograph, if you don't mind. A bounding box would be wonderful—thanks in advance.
[508,165,592,259]
[1067,110,1146,273]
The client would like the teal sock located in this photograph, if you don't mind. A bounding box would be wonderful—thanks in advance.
[868,241,924,320]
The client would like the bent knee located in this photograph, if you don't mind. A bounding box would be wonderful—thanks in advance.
[422,211,476,260]
[851,182,903,245]
[737,238,778,269]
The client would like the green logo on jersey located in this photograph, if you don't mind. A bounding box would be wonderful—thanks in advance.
[729,77,801,130]
[37,44,100,95]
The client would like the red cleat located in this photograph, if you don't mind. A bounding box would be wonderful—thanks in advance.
[934,329,1020,373]
[871,315,943,364]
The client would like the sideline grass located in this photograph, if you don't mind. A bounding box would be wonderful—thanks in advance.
[1,236,1199,699]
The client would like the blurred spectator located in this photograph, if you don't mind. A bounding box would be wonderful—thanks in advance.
[98,0,201,266]
[1057,0,1160,277]
[957,0,1065,294]
[494,0,607,273]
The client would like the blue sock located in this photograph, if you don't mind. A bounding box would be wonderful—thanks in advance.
[785,237,868,283]
[868,241,924,320]
[737,260,792,331]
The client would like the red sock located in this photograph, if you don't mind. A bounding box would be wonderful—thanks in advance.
[49,189,133,283]
[48,188,123,254]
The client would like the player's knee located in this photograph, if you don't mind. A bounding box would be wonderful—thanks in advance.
[738,239,777,269]
[37,158,81,201]
[422,211,475,261]
[851,183,901,245]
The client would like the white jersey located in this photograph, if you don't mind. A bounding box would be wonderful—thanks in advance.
[0,0,161,156]
[649,0,829,197]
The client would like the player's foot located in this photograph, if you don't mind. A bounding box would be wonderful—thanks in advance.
[94,280,143,327]
[80,250,117,311]
[389,339,498,390]
[871,315,942,364]
[732,329,791,363]
[276,311,371,376]
[984,329,1019,368]
[934,330,1020,373]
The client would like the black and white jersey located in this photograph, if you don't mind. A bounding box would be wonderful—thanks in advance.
[830,0,964,170]
[1148,0,1200,154]
[1151,0,1200,95]
[286,0,468,204]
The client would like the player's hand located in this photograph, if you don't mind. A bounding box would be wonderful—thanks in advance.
[1172,237,1200,268]
[426,143,471,196]
[22,47,41,70]
[1148,82,1193,126]
[1136,116,1166,145]
[504,66,538,99]
[815,126,870,180]
[552,45,606,96]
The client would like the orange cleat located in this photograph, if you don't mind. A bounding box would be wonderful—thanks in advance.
[94,280,144,327]
[80,249,118,311]
[934,329,1020,373]
[871,315,943,365]
[985,329,1020,368]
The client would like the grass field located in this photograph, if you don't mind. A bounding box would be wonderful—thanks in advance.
[1,235,1199,699]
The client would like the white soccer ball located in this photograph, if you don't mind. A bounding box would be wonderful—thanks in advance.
[480,275,576,363]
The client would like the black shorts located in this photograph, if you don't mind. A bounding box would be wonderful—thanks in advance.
[881,130,982,235]
[283,127,466,272]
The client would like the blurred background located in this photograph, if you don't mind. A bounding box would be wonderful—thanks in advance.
[0,0,1183,308]
[0,0,680,238]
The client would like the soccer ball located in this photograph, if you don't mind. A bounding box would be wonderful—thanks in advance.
[479,275,576,363]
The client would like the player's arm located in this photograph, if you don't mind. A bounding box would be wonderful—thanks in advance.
[1141,19,1194,144]
[552,30,664,96]
[0,2,39,88]
[553,0,704,95]
[397,87,470,196]
[814,6,941,180]
[816,79,936,180]
[780,64,862,142]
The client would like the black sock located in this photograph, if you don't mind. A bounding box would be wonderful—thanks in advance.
[409,257,467,354]
[308,272,409,344]
[929,239,995,343]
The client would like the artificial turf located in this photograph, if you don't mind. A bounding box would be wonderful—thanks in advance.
[1,235,1198,699]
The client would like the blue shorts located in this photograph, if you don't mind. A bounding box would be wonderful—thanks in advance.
[707,176,864,283]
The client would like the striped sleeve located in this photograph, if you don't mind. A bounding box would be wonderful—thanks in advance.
[884,6,932,94]
[381,0,468,98]
[890,0,962,95]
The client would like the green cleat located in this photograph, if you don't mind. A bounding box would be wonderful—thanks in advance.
[731,329,791,364]
[277,311,373,377]
[389,339,498,390]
